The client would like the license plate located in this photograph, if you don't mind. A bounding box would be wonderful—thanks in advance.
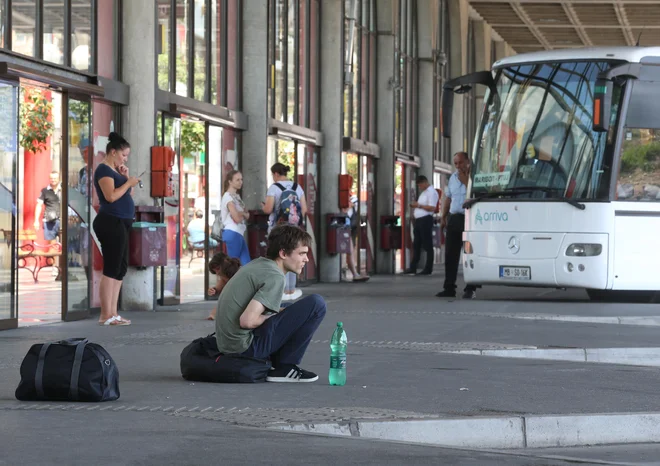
[499,266,531,280]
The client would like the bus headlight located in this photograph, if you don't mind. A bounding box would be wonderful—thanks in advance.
[464,241,474,254]
[566,243,602,257]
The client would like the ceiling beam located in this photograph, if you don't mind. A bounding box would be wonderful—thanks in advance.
[614,3,636,46]
[562,3,592,47]
[510,2,552,50]
[471,0,660,3]
[481,24,660,29]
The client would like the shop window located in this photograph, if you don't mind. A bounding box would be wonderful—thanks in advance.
[12,1,37,57]
[433,0,450,164]
[5,1,105,74]
[71,0,92,71]
[43,0,65,65]
[157,0,240,108]
[343,0,376,141]
[392,0,417,154]
[269,0,320,128]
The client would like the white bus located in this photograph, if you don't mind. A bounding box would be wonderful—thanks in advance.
[441,47,660,301]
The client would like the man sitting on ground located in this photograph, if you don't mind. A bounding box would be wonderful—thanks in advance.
[215,224,326,382]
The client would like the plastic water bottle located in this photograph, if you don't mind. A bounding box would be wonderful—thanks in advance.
[329,322,347,386]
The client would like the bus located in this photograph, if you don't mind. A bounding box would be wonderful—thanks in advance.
[441,47,660,301]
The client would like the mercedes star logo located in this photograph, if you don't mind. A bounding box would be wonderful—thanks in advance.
[508,236,520,254]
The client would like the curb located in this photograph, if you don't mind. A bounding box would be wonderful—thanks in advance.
[271,412,660,449]
[446,346,660,367]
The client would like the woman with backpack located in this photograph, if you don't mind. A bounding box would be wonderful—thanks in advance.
[262,162,308,301]
[221,170,252,266]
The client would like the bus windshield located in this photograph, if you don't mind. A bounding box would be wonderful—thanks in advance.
[472,61,623,201]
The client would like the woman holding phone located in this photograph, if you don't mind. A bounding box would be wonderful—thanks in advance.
[92,132,140,326]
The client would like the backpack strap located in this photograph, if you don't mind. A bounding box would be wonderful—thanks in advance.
[292,183,298,191]
[275,183,286,191]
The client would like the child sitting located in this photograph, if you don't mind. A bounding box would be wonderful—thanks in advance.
[206,252,241,321]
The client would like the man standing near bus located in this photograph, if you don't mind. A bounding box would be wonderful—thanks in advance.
[436,152,477,299]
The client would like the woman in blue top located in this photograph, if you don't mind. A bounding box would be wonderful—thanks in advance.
[92,132,140,326]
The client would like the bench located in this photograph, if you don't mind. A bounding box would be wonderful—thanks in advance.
[185,233,226,268]
[1,229,62,283]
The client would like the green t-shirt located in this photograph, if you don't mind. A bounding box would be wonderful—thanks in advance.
[214,257,285,354]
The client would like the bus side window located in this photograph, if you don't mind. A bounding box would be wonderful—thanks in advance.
[617,128,660,201]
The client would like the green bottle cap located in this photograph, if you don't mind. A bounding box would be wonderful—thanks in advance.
[337,322,343,327]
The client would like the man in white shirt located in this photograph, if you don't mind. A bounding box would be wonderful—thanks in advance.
[436,152,477,299]
[404,175,439,275]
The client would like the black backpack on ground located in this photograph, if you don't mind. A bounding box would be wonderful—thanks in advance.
[180,334,271,383]
[15,338,120,402]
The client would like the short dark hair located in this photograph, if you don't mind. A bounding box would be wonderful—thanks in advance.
[416,175,429,184]
[270,163,290,177]
[454,151,469,161]
[106,132,130,154]
[266,225,312,259]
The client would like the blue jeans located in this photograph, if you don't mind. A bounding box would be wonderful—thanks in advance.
[222,229,251,265]
[43,219,60,241]
[242,294,327,366]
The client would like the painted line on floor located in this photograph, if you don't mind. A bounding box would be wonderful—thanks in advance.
[271,412,660,450]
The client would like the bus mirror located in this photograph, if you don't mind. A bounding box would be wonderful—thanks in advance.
[593,79,613,132]
[441,87,454,138]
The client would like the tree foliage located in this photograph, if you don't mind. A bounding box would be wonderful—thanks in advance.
[20,87,54,154]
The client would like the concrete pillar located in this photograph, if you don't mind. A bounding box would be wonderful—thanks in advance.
[494,41,507,61]
[318,0,343,282]
[120,0,156,311]
[448,0,469,154]
[505,43,517,57]
[473,20,491,126]
[241,2,269,209]
[473,20,492,71]
[417,0,434,180]
[375,0,396,274]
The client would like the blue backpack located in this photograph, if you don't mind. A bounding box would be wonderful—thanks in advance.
[275,182,303,226]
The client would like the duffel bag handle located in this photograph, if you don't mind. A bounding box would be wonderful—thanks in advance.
[34,338,89,400]
[57,338,89,346]
[35,343,51,399]
[68,340,88,401]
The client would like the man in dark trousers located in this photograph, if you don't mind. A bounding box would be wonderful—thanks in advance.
[215,224,326,382]
[404,175,439,275]
[436,152,477,299]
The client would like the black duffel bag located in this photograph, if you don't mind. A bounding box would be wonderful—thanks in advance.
[15,338,120,402]
[180,334,271,383]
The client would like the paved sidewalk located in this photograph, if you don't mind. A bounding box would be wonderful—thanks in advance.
[2,275,660,463]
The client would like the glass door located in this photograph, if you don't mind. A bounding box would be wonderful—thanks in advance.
[362,155,376,274]
[206,124,223,299]
[296,144,319,283]
[179,119,208,303]
[157,115,182,305]
[395,162,418,273]
[17,86,63,325]
[63,97,91,321]
[0,82,19,330]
